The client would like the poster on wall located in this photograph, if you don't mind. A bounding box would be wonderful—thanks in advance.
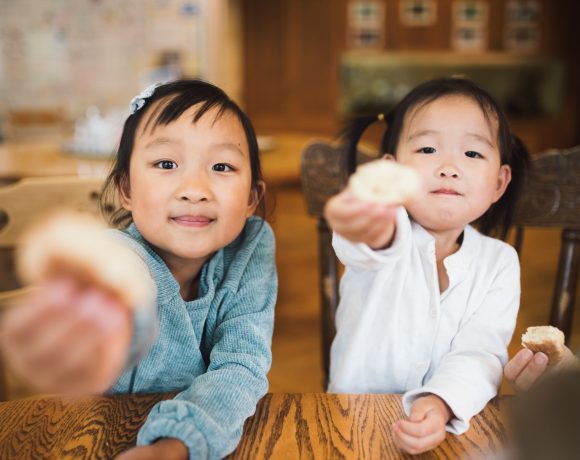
[452,1,489,52]
[504,0,540,53]
[347,1,385,49]
[399,0,437,27]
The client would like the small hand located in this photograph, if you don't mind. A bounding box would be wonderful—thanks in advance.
[0,277,132,394]
[504,346,578,392]
[324,189,398,249]
[115,438,188,460]
[392,395,451,455]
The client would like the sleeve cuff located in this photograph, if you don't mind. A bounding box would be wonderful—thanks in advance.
[137,417,205,460]
[333,207,411,268]
[402,388,471,435]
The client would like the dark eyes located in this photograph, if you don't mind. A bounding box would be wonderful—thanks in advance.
[155,160,177,169]
[212,163,234,172]
[154,162,235,171]
[416,147,483,159]
[418,147,436,154]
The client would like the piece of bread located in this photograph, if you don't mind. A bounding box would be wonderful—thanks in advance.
[521,326,566,365]
[16,211,155,309]
[348,159,421,205]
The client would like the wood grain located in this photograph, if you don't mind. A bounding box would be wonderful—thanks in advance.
[0,393,171,459]
[228,394,508,460]
[0,393,507,459]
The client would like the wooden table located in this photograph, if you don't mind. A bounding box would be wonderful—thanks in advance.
[0,139,111,182]
[0,133,316,184]
[0,392,508,459]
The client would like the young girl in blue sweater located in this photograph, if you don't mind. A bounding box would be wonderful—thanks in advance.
[1,80,277,460]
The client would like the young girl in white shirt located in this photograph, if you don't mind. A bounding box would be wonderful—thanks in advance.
[324,77,531,455]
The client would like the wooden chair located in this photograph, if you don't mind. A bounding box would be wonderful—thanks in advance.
[0,175,113,400]
[300,141,580,386]
[512,145,580,341]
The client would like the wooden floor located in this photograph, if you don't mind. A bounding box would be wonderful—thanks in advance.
[266,137,579,395]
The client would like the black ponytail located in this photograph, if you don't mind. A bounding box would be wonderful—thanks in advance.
[341,114,388,176]
[478,134,531,239]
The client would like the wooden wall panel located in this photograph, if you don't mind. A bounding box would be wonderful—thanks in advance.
[242,0,342,134]
[242,0,579,150]
[242,0,289,119]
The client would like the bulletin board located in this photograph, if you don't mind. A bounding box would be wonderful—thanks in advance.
[0,0,209,118]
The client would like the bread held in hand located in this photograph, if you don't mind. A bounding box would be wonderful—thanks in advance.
[16,211,155,309]
[521,325,566,366]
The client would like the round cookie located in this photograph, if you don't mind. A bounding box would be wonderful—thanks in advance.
[521,325,566,366]
[349,159,421,205]
[16,212,155,309]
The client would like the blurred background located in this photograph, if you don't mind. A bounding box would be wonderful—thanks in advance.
[0,0,578,398]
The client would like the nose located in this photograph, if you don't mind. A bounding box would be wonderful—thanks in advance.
[437,162,459,179]
[175,171,213,202]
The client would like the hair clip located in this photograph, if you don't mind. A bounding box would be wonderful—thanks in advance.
[377,113,385,121]
[129,82,163,114]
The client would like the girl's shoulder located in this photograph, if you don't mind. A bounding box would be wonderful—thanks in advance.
[467,225,519,266]
[219,217,277,290]
[232,216,275,254]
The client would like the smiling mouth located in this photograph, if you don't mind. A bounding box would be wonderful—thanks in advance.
[431,189,462,196]
[171,216,215,227]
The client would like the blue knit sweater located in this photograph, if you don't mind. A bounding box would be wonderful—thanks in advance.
[109,217,277,459]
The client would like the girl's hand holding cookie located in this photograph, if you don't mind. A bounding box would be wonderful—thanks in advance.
[1,276,132,394]
[324,190,398,249]
[324,159,420,249]
[0,212,156,395]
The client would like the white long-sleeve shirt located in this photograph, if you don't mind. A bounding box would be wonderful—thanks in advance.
[329,208,520,434]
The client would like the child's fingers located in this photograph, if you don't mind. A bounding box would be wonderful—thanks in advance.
[0,279,77,344]
[330,204,396,242]
[48,321,109,393]
[396,412,441,438]
[513,352,549,391]
[392,421,446,455]
[4,288,129,394]
[504,348,534,383]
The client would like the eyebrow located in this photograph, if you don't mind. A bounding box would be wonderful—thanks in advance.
[211,142,245,157]
[407,130,494,148]
[466,132,494,148]
[407,129,437,141]
[144,137,181,149]
[144,138,246,156]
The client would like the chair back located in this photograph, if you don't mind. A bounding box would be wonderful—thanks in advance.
[300,141,580,385]
[514,145,580,339]
[0,176,111,249]
[300,141,373,386]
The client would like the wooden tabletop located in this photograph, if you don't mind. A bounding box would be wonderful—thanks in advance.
[0,392,508,459]
[0,139,111,181]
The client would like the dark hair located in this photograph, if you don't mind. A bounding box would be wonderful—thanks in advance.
[343,77,531,239]
[100,79,265,230]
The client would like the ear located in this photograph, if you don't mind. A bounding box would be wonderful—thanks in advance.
[118,176,133,211]
[382,153,395,161]
[492,164,512,203]
[246,180,265,216]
